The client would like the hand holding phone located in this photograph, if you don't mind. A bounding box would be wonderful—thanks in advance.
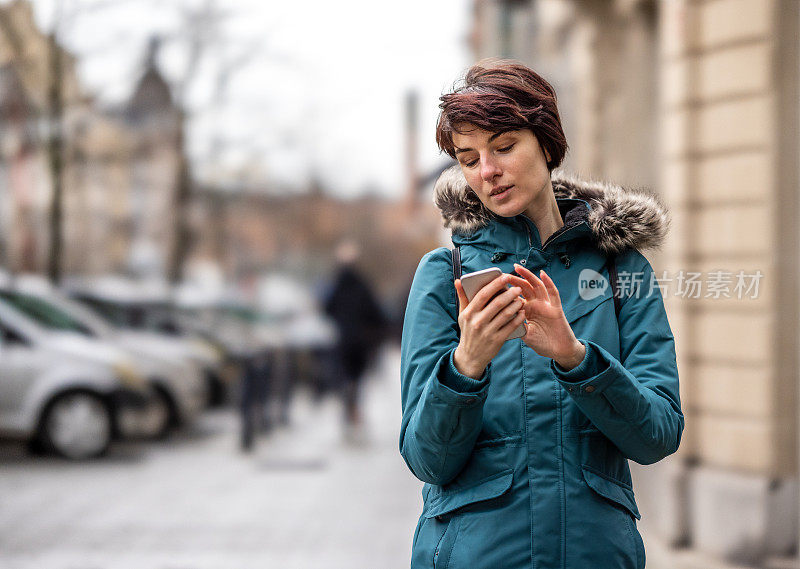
[452,268,527,379]
[459,267,526,341]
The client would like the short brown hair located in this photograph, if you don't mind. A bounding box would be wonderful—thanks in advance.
[436,59,568,171]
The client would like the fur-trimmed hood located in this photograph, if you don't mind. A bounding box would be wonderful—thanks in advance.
[433,165,670,255]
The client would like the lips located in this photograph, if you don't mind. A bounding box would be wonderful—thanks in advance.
[490,185,513,198]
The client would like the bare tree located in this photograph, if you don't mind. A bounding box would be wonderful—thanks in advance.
[160,0,266,285]
[45,2,65,284]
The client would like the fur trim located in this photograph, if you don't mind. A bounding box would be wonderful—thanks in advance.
[432,165,670,254]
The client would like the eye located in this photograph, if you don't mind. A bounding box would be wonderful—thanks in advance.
[460,157,478,168]
[497,143,515,153]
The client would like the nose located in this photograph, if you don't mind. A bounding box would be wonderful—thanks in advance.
[480,154,501,182]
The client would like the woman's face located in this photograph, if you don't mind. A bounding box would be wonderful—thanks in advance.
[451,124,551,218]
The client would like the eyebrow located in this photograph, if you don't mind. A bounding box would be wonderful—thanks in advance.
[453,131,512,155]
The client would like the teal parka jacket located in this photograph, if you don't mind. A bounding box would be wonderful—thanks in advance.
[400,167,684,569]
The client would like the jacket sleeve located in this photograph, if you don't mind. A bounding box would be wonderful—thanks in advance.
[399,248,492,485]
[550,250,684,465]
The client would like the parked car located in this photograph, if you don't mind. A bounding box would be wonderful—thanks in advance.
[61,277,228,407]
[0,299,151,459]
[0,281,208,439]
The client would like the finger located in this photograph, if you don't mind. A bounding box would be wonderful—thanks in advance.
[532,271,550,304]
[471,273,511,311]
[482,286,523,324]
[505,274,536,299]
[513,264,543,301]
[514,263,547,300]
[497,308,527,339]
[486,290,524,328]
[454,279,469,313]
[539,270,562,308]
[514,263,537,280]
[517,264,548,303]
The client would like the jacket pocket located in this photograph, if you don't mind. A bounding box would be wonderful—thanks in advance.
[563,286,620,360]
[581,464,640,519]
[423,469,514,569]
[425,469,514,519]
[431,515,461,569]
[581,465,645,568]
[564,290,612,325]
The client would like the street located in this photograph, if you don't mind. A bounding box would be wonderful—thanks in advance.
[0,345,422,569]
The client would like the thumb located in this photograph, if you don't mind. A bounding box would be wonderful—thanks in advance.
[454,279,469,313]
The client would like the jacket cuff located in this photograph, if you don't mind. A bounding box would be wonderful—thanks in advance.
[551,339,600,379]
[436,349,491,396]
[551,339,612,393]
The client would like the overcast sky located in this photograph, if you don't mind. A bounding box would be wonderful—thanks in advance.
[26,0,472,199]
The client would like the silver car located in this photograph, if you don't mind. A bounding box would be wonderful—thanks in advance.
[61,277,227,408]
[0,301,151,459]
[0,283,208,439]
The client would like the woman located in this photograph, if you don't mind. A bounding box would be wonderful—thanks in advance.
[399,60,683,569]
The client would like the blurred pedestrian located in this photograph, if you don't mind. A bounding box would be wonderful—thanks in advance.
[323,239,388,444]
[239,350,270,452]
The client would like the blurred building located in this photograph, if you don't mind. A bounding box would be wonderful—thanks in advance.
[65,112,134,275]
[0,0,135,276]
[469,0,799,567]
[191,183,439,308]
[119,38,182,278]
[0,1,193,282]
[0,0,433,313]
[0,0,79,273]
[0,60,42,272]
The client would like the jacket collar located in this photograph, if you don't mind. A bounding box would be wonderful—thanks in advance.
[433,166,670,255]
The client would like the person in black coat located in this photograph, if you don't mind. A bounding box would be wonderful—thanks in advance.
[323,239,388,439]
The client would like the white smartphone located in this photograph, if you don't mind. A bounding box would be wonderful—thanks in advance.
[460,267,526,340]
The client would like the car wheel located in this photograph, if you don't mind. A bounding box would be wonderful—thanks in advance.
[140,388,176,440]
[39,392,112,460]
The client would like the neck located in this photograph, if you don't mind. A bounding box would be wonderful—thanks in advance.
[522,180,563,245]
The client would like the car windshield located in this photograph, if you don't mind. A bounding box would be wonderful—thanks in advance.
[0,291,95,336]
[74,296,182,335]
[72,296,129,327]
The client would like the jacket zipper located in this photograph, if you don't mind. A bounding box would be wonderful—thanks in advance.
[522,215,574,251]
[542,224,581,251]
